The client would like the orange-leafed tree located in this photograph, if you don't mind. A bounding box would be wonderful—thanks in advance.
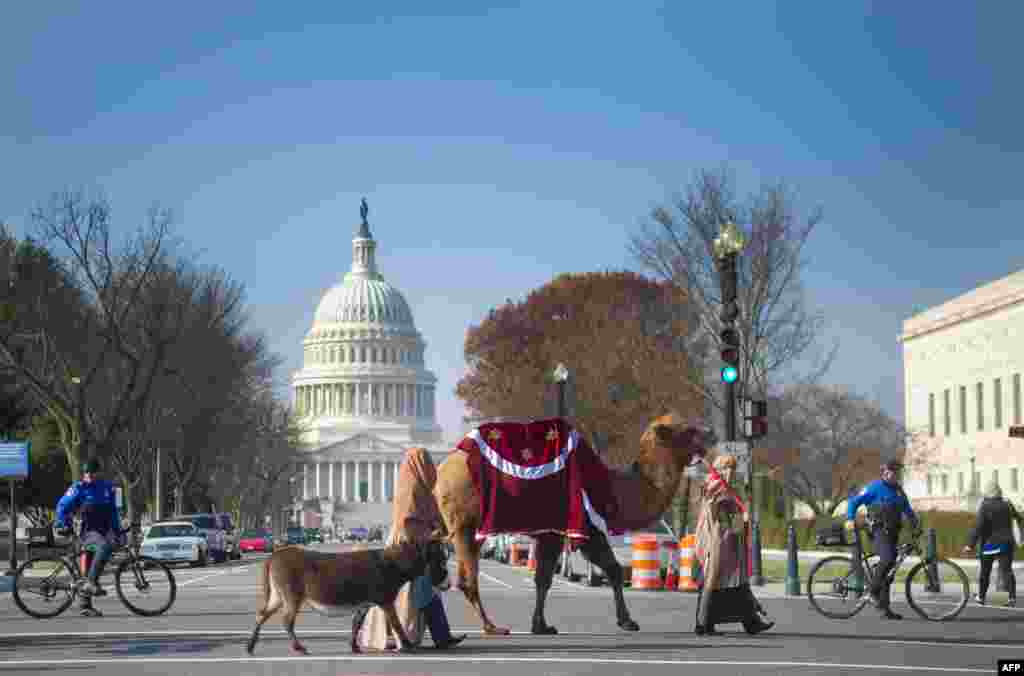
[457,271,704,467]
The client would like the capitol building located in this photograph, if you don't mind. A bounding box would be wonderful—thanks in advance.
[289,201,445,533]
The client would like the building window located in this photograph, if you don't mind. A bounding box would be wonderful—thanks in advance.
[993,469,999,488]
[958,472,964,494]
[995,378,1003,428]
[359,481,369,503]
[926,475,933,495]
[1013,468,1019,492]
[977,382,984,431]
[960,386,967,434]
[943,389,951,436]
[1016,374,1022,425]
[929,393,935,437]
[941,474,949,494]
[974,472,981,493]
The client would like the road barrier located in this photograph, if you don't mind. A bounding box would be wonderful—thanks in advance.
[527,542,537,571]
[630,534,662,590]
[678,535,699,592]
[662,539,679,590]
[510,542,529,567]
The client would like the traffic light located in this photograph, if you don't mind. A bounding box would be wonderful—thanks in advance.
[720,328,740,384]
[1011,425,1024,439]
[744,398,768,439]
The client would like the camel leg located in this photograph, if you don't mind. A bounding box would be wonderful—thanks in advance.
[382,603,417,653]
[281,601,308,654]
[246,596,282,655]
[579,531,639,631]
[531,534,563,635]
[453,528,510,635]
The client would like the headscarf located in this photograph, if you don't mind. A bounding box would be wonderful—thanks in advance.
[703,454,739,503]
[984,480,1002,499]
[387,447,442,547]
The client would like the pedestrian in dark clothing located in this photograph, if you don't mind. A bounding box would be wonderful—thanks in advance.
[963,480,1023,607]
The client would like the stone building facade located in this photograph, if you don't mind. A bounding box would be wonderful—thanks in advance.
[901,269,1024,511]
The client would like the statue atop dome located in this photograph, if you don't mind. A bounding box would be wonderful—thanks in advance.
[357,197,372,238]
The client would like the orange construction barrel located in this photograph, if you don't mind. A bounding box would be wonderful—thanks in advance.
[678,534,699,592]
[630,534,663,590]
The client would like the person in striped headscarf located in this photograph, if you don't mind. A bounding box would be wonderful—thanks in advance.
[693,454,773,636]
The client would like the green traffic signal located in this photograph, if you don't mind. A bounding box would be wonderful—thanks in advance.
[721,365,739,384]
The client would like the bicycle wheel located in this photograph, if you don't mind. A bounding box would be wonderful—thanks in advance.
[807,555,871,619]
[904,558,969,621]
[12,556,76,619]
[115,556,176,616]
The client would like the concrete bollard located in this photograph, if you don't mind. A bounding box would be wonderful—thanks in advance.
[785,524,801,596]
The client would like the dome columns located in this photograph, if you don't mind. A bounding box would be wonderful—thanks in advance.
[295,381,435,421]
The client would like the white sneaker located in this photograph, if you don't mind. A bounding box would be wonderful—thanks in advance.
[973,594,985,605]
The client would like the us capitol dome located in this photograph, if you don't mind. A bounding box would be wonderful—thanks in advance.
[289,199,444,533]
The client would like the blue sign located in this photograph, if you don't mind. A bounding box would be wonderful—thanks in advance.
[0,442,29,479]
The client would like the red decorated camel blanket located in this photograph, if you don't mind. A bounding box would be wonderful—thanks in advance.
[456,418,623,541]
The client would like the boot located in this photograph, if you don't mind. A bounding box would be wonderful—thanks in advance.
[743,618,775,635]
[879,608,902,620]
[694,623,722,636]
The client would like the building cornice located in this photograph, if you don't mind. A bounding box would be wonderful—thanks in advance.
[900,270,1024,343]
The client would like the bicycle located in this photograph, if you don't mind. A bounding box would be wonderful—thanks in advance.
[806,521,970,621]
[12,523,177,619]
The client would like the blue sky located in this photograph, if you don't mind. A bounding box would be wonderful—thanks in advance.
[2,2,1021,443]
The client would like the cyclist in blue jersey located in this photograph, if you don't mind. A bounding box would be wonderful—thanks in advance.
[845,459,921,620]
[55,458,123,617]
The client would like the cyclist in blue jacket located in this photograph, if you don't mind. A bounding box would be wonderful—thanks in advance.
[845,458,921,620]
[55,458,123,617]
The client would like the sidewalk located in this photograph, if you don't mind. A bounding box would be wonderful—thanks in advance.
[761,548,1024,572]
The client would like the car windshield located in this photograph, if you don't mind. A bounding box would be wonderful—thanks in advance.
[148,525,195,538]
[241,530,266,538]
[191,516,216,529]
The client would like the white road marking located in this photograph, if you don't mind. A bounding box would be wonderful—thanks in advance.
[1,629,1021,651]
[177,569,237,587]
[0,656,989,672]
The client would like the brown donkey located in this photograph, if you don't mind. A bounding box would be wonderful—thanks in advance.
[246,539,448,655]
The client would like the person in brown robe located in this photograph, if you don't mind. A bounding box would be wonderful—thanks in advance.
[693,454,773,636]
[351,447,465,651]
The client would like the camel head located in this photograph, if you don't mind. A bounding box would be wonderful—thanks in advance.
[638,412,716,470]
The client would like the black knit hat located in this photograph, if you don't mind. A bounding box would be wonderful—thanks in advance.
[881,458,903,471]
[81,458,101,474]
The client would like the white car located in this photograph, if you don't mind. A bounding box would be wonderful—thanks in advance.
[140,521,209,567]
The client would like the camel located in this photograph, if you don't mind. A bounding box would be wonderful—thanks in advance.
[434,412,715,636]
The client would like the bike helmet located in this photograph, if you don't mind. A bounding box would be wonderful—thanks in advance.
[81,458,101,474]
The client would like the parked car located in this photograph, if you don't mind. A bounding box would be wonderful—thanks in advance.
[239,529,274,553]
[179,513,228,563]
[215,512,241,560]
[348,526,369,542]
[140,521,209,567]
[304,527,324,544]
[285,526,306,545]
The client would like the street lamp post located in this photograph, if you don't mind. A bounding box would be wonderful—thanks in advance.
[554,363,569,419]
[713,221,764,585]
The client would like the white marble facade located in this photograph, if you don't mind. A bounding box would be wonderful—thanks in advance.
[901,269,1024,511]
[290,203,445,531]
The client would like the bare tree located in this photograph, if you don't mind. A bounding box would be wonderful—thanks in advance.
[629,167,836,412]
[760,383,937,519]
[0,192,186,481]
